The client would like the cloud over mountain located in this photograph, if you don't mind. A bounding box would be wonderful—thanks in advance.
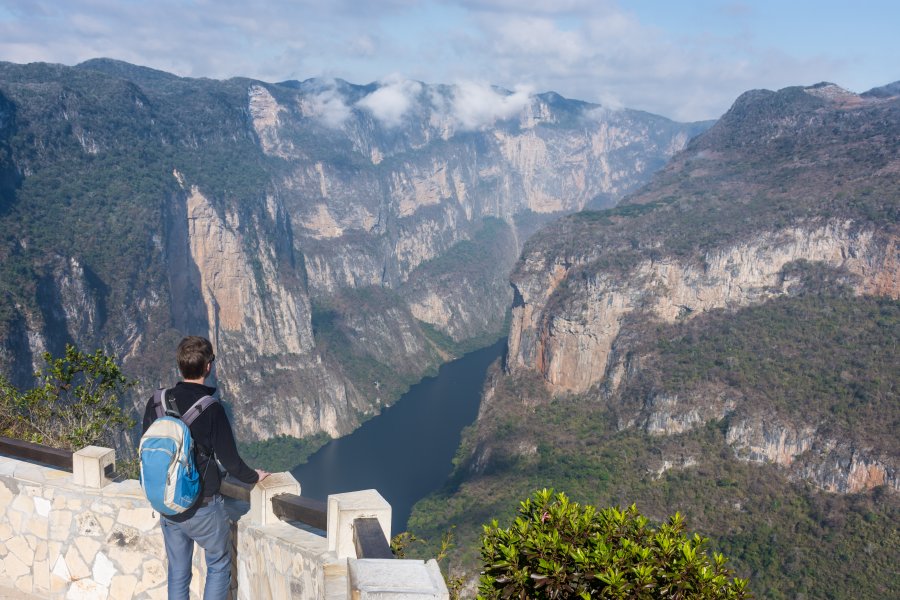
[303,81,353,128]
[449,82,533,130]
[356,76,424,127]
[1,1,892,121]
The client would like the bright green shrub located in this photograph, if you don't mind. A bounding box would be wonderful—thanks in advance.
[478,489,751,599]
[0,344,136,450]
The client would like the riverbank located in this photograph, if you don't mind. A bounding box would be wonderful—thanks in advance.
[292,338,506,532]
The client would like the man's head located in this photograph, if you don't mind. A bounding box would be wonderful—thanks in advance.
[177,336,215,380]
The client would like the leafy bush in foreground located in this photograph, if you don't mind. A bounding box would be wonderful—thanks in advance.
[478,489,750,599]
[0,344,136,450]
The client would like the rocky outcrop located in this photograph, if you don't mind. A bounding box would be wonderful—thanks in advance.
[248,85,287,158]
[725,416,817,467]
[0,60,707,442]
[503,222,898,493]
[175,177,370,439]
[726,416,899,493]
[184,183,313,356]
[510,222,897,395]
[496,82,900,495]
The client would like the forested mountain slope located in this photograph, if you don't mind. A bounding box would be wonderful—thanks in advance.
[0,59,706,443]
[410,82,899,599]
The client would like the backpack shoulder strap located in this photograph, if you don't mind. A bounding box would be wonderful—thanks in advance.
[152,388,170,419]
[181,395,218,427]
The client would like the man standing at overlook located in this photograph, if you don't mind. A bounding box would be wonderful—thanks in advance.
[142,335,270,600]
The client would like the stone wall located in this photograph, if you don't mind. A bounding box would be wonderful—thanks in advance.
[0,450,448,599]
[0,453,170,599]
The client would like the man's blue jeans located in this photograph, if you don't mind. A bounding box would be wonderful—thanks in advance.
[160,495,232,600]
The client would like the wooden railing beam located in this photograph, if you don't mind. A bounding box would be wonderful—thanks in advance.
[220,475,254,503]
[353,517,394,559]
[272,494,328,530]
[0,436,74,470]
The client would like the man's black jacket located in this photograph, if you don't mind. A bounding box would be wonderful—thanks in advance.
[142,381,258,522]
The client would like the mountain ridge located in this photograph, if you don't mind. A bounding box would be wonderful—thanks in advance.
[409,80,899,598]
[0,58,706,446]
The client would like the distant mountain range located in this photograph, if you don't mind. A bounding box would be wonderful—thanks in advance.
[0,58,706,444]
[409,82,899,598]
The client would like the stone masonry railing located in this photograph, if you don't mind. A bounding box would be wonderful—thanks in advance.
[0,442,448,599]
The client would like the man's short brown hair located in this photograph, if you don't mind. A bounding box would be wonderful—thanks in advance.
[177,336,215,379]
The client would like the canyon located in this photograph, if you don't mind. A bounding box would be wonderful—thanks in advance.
[0,59,706,443]
[2,59,897,596]
[409,82,899,598]
[499,83,898,494]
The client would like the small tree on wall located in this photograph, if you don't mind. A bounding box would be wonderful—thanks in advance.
[478,489,751,599]
[0,344,136,450]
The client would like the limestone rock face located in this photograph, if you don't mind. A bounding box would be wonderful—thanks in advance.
[725,416,899,493]
[184,184,313,356]
[248,85,287,158]
[505,223,898,492]
[510,222,896,395]
[0,61,707,441]
[495,82,900,494]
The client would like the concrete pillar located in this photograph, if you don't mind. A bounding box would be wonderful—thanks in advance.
[327,490,391,559]
[348,558,449,599]
[72,446,115,489]
[248,472,301,526]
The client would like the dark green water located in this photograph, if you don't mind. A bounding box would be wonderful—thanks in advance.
[292,338,505,533]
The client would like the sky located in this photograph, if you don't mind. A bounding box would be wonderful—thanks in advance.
[0,0,897,121]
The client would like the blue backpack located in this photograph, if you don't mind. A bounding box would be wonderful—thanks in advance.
[139,388,218,515]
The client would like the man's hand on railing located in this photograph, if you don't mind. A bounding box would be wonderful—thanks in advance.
[255,469,271,481]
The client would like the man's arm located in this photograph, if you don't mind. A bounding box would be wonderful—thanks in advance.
[208,404,261,485]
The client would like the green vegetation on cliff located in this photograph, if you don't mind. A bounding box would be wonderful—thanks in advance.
[238,432,332,472]
[523,86,899,276]
[0,61,277,385]
[0,344,136,450]
[409,291,900,599]
[433,85,900,598]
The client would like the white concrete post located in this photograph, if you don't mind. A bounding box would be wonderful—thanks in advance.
[248,472,301,526]
[72,445,115,489]
[348,558,449,599]
[327,490,392,559]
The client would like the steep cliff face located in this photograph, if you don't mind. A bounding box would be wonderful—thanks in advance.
[407,82,900,598]
[182,181,313,356]
[726,416,898,493]
[511,222,896,395]
[259,84,705,302]
[173,178,370,438]
[0,59,707,441]
[497,82,900,493]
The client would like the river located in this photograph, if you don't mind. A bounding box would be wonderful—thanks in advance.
[291,338,506,533]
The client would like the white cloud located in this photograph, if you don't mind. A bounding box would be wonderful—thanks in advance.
[0,0,892,122]
[490,16,587,65]
[303,82,352,128]
[461,7,842,121]
[585,95,624,119]
[348,34,378,58]
[355,76,423,127]
[450,81,533,130]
